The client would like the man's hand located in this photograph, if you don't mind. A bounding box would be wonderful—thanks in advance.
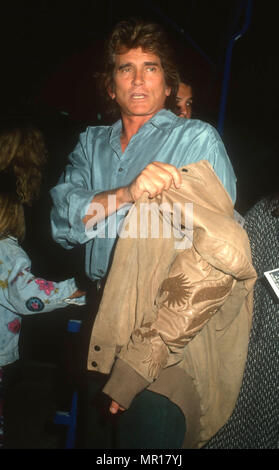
[109,400,126,415]
[83,162,181,226]
[127,161,181,202]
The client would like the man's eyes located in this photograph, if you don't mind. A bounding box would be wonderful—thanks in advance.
[119,66,157,73]
[120,66,132,73]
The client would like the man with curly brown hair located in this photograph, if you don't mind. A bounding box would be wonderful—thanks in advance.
[50,18,238,449]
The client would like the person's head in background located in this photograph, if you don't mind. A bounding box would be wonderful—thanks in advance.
[0,123,47,242]
[176,79,193,119]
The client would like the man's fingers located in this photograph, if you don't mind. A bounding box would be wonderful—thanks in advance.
[109,401,119,414]
[109,400,126,414]
[151,161,181,189]
[128,161,181,201]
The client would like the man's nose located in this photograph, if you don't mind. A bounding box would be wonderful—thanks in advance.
[132,69,144,85]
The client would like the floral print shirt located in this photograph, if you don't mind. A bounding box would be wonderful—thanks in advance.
[0,237,85,366]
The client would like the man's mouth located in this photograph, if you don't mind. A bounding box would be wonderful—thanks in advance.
[131,93,146,99]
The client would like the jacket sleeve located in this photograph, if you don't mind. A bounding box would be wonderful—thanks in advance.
[103,245,235,408]
[50,131,100,249]
[3,246,85,315]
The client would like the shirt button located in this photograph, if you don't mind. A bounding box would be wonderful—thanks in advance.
[91,361,97,367]
[118,167,123,172]
[94,345,101,351]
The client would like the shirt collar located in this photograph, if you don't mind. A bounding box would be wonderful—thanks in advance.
[110,109,178,141]
[149,109,178,131]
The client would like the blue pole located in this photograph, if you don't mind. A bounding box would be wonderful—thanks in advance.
[217,0,253,136]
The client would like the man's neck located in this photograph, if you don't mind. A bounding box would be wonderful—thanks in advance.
[120,113,154,152]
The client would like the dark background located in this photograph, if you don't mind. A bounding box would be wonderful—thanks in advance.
[1,0,278,362]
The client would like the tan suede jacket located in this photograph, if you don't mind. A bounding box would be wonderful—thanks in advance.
[87,160,257,448]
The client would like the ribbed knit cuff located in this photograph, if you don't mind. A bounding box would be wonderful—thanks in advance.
[102,358,150,409]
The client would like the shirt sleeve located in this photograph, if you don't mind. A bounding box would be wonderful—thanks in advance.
[206,126,237,204]
[3,246,85,315]
[50,130,100,249]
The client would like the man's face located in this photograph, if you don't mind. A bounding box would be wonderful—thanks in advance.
[109,47,171,119]
[176,82,193,119]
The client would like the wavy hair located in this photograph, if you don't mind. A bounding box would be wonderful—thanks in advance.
[0,194,25,242]
[100,18,179,119]
[0,124,47,241]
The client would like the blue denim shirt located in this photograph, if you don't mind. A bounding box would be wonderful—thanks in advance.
[50,109,236,281]
[0,237,85,366]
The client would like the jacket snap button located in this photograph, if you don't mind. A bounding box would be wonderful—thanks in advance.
[94,345,101,351]
[91,361,97,367]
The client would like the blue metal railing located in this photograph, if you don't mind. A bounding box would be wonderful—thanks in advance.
[217,0,253,135]
[144,0,253,135]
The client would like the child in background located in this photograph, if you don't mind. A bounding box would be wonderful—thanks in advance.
[0,123,85,448]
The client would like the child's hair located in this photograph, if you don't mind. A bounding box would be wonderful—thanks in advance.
[0,123,48,242]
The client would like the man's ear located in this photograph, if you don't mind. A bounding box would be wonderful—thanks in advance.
[107,83,115,100]
[165,86,171,97]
